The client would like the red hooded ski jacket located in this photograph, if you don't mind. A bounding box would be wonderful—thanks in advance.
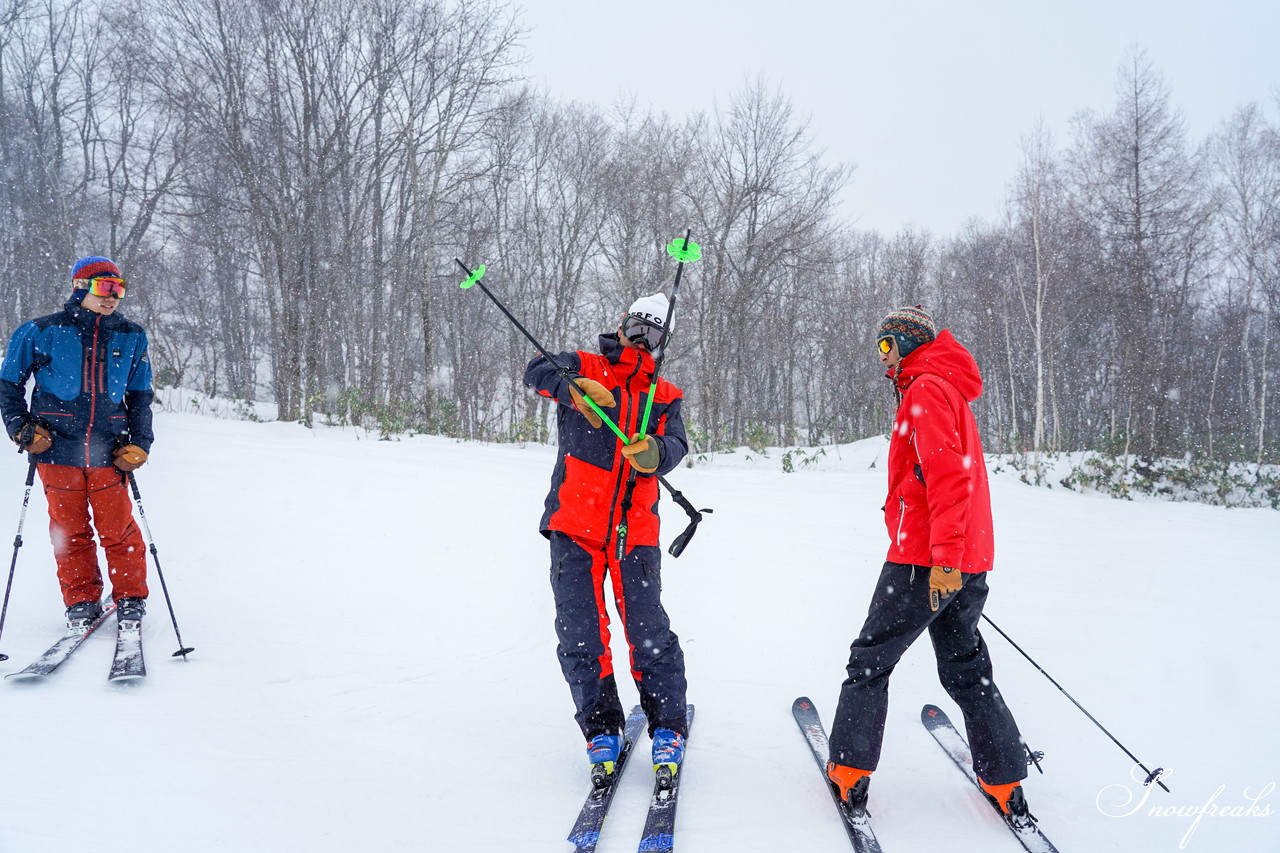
[883,329,995,573]
[524,334,688,549]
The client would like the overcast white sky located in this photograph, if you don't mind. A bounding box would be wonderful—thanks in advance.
[516,0,1280,237]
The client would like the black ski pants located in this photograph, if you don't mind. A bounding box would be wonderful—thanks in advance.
[829,562,1027,785]
[548,531,688,740]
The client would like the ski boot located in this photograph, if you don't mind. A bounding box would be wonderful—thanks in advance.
[651,728,685,791]
[65,600,104,634]
[827,763,872,817]
[980,779,1036,830]
[115,597,146,626]
[587,734,624,789]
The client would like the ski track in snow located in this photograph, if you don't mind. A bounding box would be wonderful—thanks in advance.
[0,411,1276,852]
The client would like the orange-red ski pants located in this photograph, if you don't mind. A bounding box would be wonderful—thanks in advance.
[37,464,148,607]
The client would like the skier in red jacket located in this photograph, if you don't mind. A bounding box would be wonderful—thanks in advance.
[524,293,689,787]
[826,306,1033,827]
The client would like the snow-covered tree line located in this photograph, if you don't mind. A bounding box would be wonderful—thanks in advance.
[2,1,1277,462]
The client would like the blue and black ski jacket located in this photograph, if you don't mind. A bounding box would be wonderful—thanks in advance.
[0,299,154,467]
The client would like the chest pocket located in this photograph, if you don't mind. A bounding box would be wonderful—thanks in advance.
[34,330,85,400]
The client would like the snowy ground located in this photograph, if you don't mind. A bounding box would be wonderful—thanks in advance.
[0,411,1275,853]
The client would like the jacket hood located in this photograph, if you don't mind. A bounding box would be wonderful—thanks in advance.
[893,328,983,401]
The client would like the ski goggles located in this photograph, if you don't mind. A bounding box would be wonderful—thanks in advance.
[621,314,667,354]
[85,276,127,299]
[877,336,895,355]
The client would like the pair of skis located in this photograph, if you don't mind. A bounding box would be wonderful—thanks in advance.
[5,605,146,682]
[793,697,1060,853]
[568,705,694,853]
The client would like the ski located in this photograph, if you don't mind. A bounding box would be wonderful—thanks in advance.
[568,705,647,853]
[636,705,695,853]
[792,697,884,853]
[108,616,146,681]
[921,704,1059,853]
[5,605,117,680]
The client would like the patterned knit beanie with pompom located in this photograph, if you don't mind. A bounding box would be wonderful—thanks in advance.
[876,305,937,357]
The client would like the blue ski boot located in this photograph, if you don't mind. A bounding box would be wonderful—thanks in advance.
[651,728,685,790]
[587,734,624,789]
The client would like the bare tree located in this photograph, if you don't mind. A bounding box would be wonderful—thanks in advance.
[0,0,89,328]
[1068,48,1214,456]
[683,80,848,449]
[1210,103,1280,463]
[147,0,521,422]
[1002,121,1085,454]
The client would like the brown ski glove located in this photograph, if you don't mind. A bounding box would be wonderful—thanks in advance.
[567,378,616,429]
[113,444,149,472]
[14,422,52,454]
[620,433,660,474]
[929,565,962,611]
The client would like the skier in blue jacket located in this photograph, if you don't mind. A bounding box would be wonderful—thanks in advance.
[0,256,154,628]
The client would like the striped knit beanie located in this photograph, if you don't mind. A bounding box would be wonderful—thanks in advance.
[876,306,937,357]
[70,257,121,304]
[71,256,121,284]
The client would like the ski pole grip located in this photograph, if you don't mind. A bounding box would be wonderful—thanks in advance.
[126,470,142,500]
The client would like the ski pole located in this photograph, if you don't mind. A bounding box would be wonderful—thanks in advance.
[455,257,712,556]
[456,259,632,444]
[0,460,38,661]
[982,613,1169,792]
[637,230,699,434]
[125,472,195,659]
[617,231,700,560]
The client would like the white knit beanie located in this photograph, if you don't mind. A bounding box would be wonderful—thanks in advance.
[626,293,669,327]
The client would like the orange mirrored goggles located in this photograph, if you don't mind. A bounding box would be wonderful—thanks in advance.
[877,336,895,355]
[86,276,127,298]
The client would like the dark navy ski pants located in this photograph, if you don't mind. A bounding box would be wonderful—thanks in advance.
[549,531,688,740]
[829,562,1027,785]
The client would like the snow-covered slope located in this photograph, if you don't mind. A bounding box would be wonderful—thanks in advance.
[0,413,1275,852]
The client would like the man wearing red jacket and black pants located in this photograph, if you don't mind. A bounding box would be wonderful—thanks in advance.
[524,293,689,786]
[826,306,1032,827]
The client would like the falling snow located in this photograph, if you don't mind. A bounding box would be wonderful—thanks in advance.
[0,412,1273,851]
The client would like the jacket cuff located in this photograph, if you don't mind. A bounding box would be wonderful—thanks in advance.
[930,545,965,569]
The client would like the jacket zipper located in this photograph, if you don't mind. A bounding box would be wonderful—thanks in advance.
[84,315,101,466]
[602,357,645,553]
[900,428,920,561]
[896,496,906,547]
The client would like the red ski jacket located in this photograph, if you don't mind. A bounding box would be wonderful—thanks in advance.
[883,329,995,573]
[525,334,688,549]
